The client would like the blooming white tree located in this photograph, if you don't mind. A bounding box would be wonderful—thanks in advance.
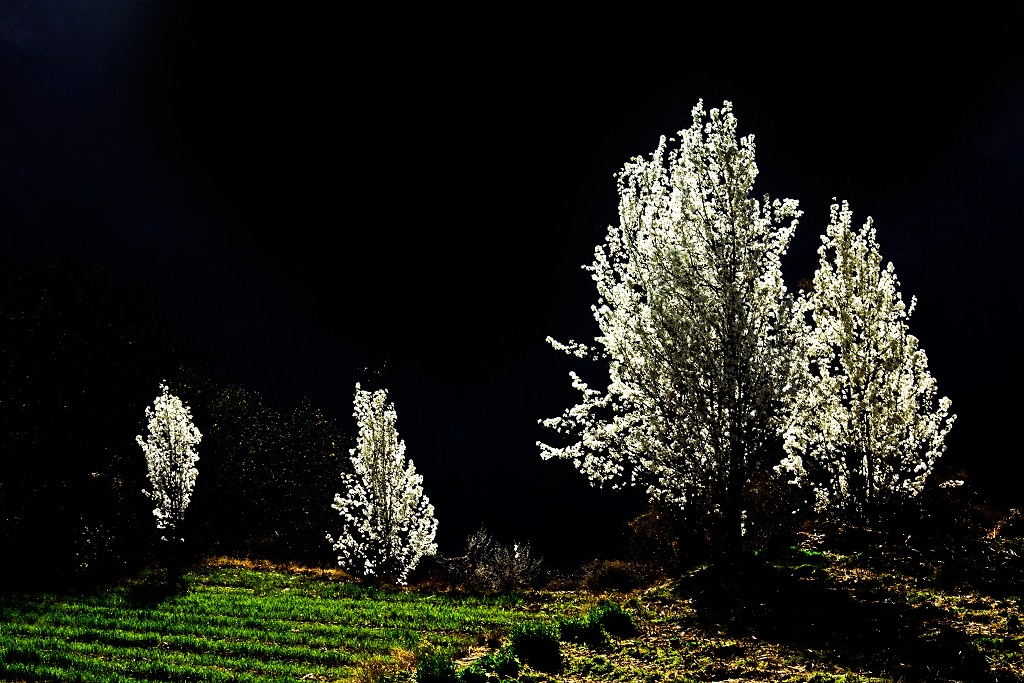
[137,382,202,542]
[327,383,437,585]
[539,100,802,551]
[778,200,956,524]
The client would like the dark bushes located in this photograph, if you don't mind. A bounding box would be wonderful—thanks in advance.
[509,621,562,673]
[558,599,638,649]
[582,559,650,592]
[415,653,457,683]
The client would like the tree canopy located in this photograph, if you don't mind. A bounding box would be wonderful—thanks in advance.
[327,384,438,584]
[540,100,802,551]
[778,200,956,525]
[138,382,202,543]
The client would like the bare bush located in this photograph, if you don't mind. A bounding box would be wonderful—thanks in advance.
[447,527,543,592]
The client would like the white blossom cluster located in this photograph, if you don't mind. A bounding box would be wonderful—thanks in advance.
[778,201,956,522]
[539,101,802,521]
[137,382,201,541]
[541,100,956,534]
[326,384,437,585]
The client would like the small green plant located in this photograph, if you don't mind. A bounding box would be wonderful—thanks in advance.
[509,621,562,673]
[456,665,488,683]
[558,599,638,650]
[579,653,615,677]
[558,614,608,649]
[765,545,830,579]
[589,599,638,637]
[459,647,520,681]
[478,648,520,678]
[416,652,458,683]
[1005,613,1022,632]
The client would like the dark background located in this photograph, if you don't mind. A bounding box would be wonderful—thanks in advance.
[1,2,1022,571]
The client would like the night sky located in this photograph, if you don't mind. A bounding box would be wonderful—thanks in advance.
[2,2,1022,566]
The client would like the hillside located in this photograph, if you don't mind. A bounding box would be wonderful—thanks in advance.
[2,531,1023,682]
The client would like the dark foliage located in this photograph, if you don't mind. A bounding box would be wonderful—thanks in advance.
[508,621,562,673]
[123,568,191,608]
[182,380,351,565]
[0,260,180,585]
[557,614,609,649]
[455,665,487,683]
[741,468,807,550]
[626,503,683,575]
[558,599,638,650]
[404,554,453,592]
[807,473,1024,595]
[675,549,1008,682]
[588,599,637,638]
[581,559,651,593]
[462,649,520,680]
[0,259,353,583]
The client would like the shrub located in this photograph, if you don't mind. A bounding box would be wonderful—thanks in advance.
[416,653,457,683]
[478,540,542,592]
[588,599,638,637]
[460,648,520,681]
[627,503,683,574]
[509,621,562,673]
[557,615,608,649]
[558,599,637,650]
[913,471,1001,541]
[455,665,487,683]
[582,559,648,592]
[75,521,120,577]
[742,469,805,550]
[477,648,520,678]
[450,527,543,593]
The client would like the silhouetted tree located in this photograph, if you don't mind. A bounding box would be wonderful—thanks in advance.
[0,260,180,582]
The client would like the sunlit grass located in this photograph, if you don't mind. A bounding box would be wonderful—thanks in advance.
[0,564,532,682]
[4,541,1024,682]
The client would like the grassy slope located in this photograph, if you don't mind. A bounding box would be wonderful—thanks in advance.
[0,559,533,682]
[549,543,1024,683]
[2,539,1024,683]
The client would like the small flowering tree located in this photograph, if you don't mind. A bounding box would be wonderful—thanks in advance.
[778,201,956,525]
[327,384,437,585]
[137,382,202,544]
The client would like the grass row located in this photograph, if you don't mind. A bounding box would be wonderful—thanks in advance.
[5,540,1024,683]
[0,565,536,682]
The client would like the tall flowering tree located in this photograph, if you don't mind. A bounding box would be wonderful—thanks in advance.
[137,382,202,543]
[327,384,437,585]
[778,201,955,525]
[539,101,802,552]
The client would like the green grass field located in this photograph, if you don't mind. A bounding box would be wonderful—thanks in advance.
[0,561,541,682]
[3,539,1024,683]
